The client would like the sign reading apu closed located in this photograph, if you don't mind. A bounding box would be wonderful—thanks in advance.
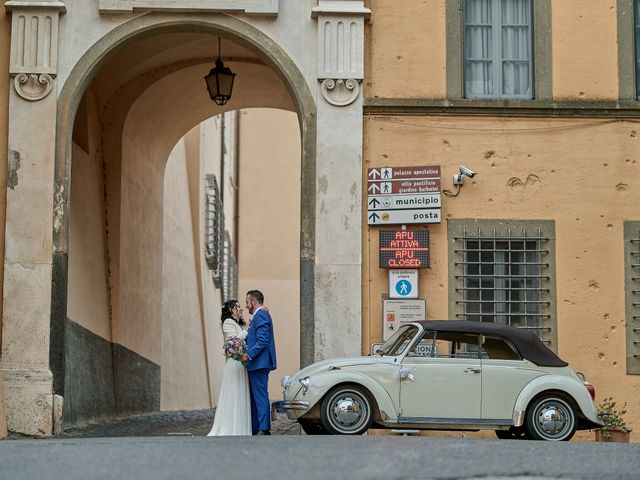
[379,230,430,269]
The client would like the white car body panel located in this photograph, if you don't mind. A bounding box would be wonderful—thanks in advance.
[480,359,545,420]
[400,357,481,419]
[514,372,602,425]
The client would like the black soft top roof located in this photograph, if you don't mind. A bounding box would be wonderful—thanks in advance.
[415,320,568,367]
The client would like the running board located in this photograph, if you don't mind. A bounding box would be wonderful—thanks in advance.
[386,417,514,431]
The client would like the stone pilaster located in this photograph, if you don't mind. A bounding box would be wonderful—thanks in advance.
[2,0,65,436]
[311,0,369,360]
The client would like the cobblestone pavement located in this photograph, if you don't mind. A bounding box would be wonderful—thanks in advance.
[52,409,301,439]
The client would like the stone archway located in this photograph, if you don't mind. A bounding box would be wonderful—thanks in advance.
[52,15,316,423]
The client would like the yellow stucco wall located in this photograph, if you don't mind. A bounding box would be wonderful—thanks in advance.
[366,0,447,99]
[363,116,640,440]
[552,0,619,99]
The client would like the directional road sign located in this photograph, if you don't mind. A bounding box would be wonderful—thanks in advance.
[368,166,440,180]
[367,165,442,226]
[368,193,441,211]
[368,209,441,226]
[367,178,441,194]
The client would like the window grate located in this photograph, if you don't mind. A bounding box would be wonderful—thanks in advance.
[222,231,238,301]
[629,230,640,367]
[204,175,224,287]
[635,0,640,99]
[454,227,552,344]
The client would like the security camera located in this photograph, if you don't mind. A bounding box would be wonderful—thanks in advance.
[445,164,478,196]
[452,165,477,187]
[459,165,476,178]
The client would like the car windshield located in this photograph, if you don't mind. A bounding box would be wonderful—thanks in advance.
[376,325,419,356]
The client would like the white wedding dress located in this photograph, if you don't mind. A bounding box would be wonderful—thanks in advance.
[207,319,252,436]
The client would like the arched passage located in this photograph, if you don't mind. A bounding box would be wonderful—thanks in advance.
[52,13,316,424]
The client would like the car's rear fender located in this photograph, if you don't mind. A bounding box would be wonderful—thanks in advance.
[514,375,602,426]
[294,371,399,422]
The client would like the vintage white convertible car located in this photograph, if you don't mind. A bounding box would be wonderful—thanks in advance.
[275,320,603,441]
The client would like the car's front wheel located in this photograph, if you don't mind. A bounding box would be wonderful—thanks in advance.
[526,395,576,441]
[320,385,373,435]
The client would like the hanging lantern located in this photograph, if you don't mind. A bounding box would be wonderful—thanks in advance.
[204,38,236,106]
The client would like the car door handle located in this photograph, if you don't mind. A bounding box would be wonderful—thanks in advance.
[463,367,481,374]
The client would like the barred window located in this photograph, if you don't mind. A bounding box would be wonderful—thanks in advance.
[636,0,640,99]
[204,174,224,287]
[624,221,640,374]
[448,220,556,349]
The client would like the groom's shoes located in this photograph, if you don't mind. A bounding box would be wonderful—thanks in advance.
[256,430,271,436]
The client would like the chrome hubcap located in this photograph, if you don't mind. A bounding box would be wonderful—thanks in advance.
[329,392,369,432]
[535,399,573,439]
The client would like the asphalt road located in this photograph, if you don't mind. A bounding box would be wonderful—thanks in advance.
[1,435,639,480]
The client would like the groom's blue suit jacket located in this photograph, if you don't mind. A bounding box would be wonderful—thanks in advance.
[246,308,277,372]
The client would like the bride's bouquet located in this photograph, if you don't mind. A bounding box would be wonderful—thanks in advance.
[224,337,248,366]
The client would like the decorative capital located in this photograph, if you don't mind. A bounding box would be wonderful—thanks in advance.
[14,73,54,101]
[320,78,360,107]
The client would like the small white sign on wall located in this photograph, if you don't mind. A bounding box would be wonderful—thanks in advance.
[382,298,426,341]
[388,269,418,299]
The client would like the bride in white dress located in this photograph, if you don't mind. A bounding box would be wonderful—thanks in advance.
[208,299,252,436]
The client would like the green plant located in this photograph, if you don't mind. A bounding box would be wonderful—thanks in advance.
[596,397,629,439]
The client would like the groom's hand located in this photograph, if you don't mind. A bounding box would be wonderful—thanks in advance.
[240,353,249,362]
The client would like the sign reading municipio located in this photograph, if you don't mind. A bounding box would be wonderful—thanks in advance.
[379,230,430,269]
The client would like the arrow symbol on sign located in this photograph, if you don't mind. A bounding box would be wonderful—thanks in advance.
[368,212,380,223]
[368,183,380,194]
[369,169,380,180]
[368,198,380,208]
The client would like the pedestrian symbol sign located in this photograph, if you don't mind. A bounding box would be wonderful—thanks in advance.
[396,280,412,296]
[389,269,418,299]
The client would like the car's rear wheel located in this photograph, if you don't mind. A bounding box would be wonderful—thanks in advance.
[526,395,576,441]
[320,385,373,435]
[298,419,328,435]
[495,426,531,440]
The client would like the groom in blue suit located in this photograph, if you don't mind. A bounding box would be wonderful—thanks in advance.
[243,290,277,435]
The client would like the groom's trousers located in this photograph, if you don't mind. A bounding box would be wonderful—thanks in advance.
[248,368,271,434]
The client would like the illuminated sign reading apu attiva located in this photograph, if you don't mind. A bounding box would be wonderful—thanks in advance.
[379,230,430,269]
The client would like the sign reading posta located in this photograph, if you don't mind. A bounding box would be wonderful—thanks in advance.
[379,230,430,269]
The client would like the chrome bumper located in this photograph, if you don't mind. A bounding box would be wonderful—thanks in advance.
[273,400,310,412]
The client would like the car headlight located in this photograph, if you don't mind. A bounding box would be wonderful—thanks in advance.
[299,377,311,395]
[281,376,292,390]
